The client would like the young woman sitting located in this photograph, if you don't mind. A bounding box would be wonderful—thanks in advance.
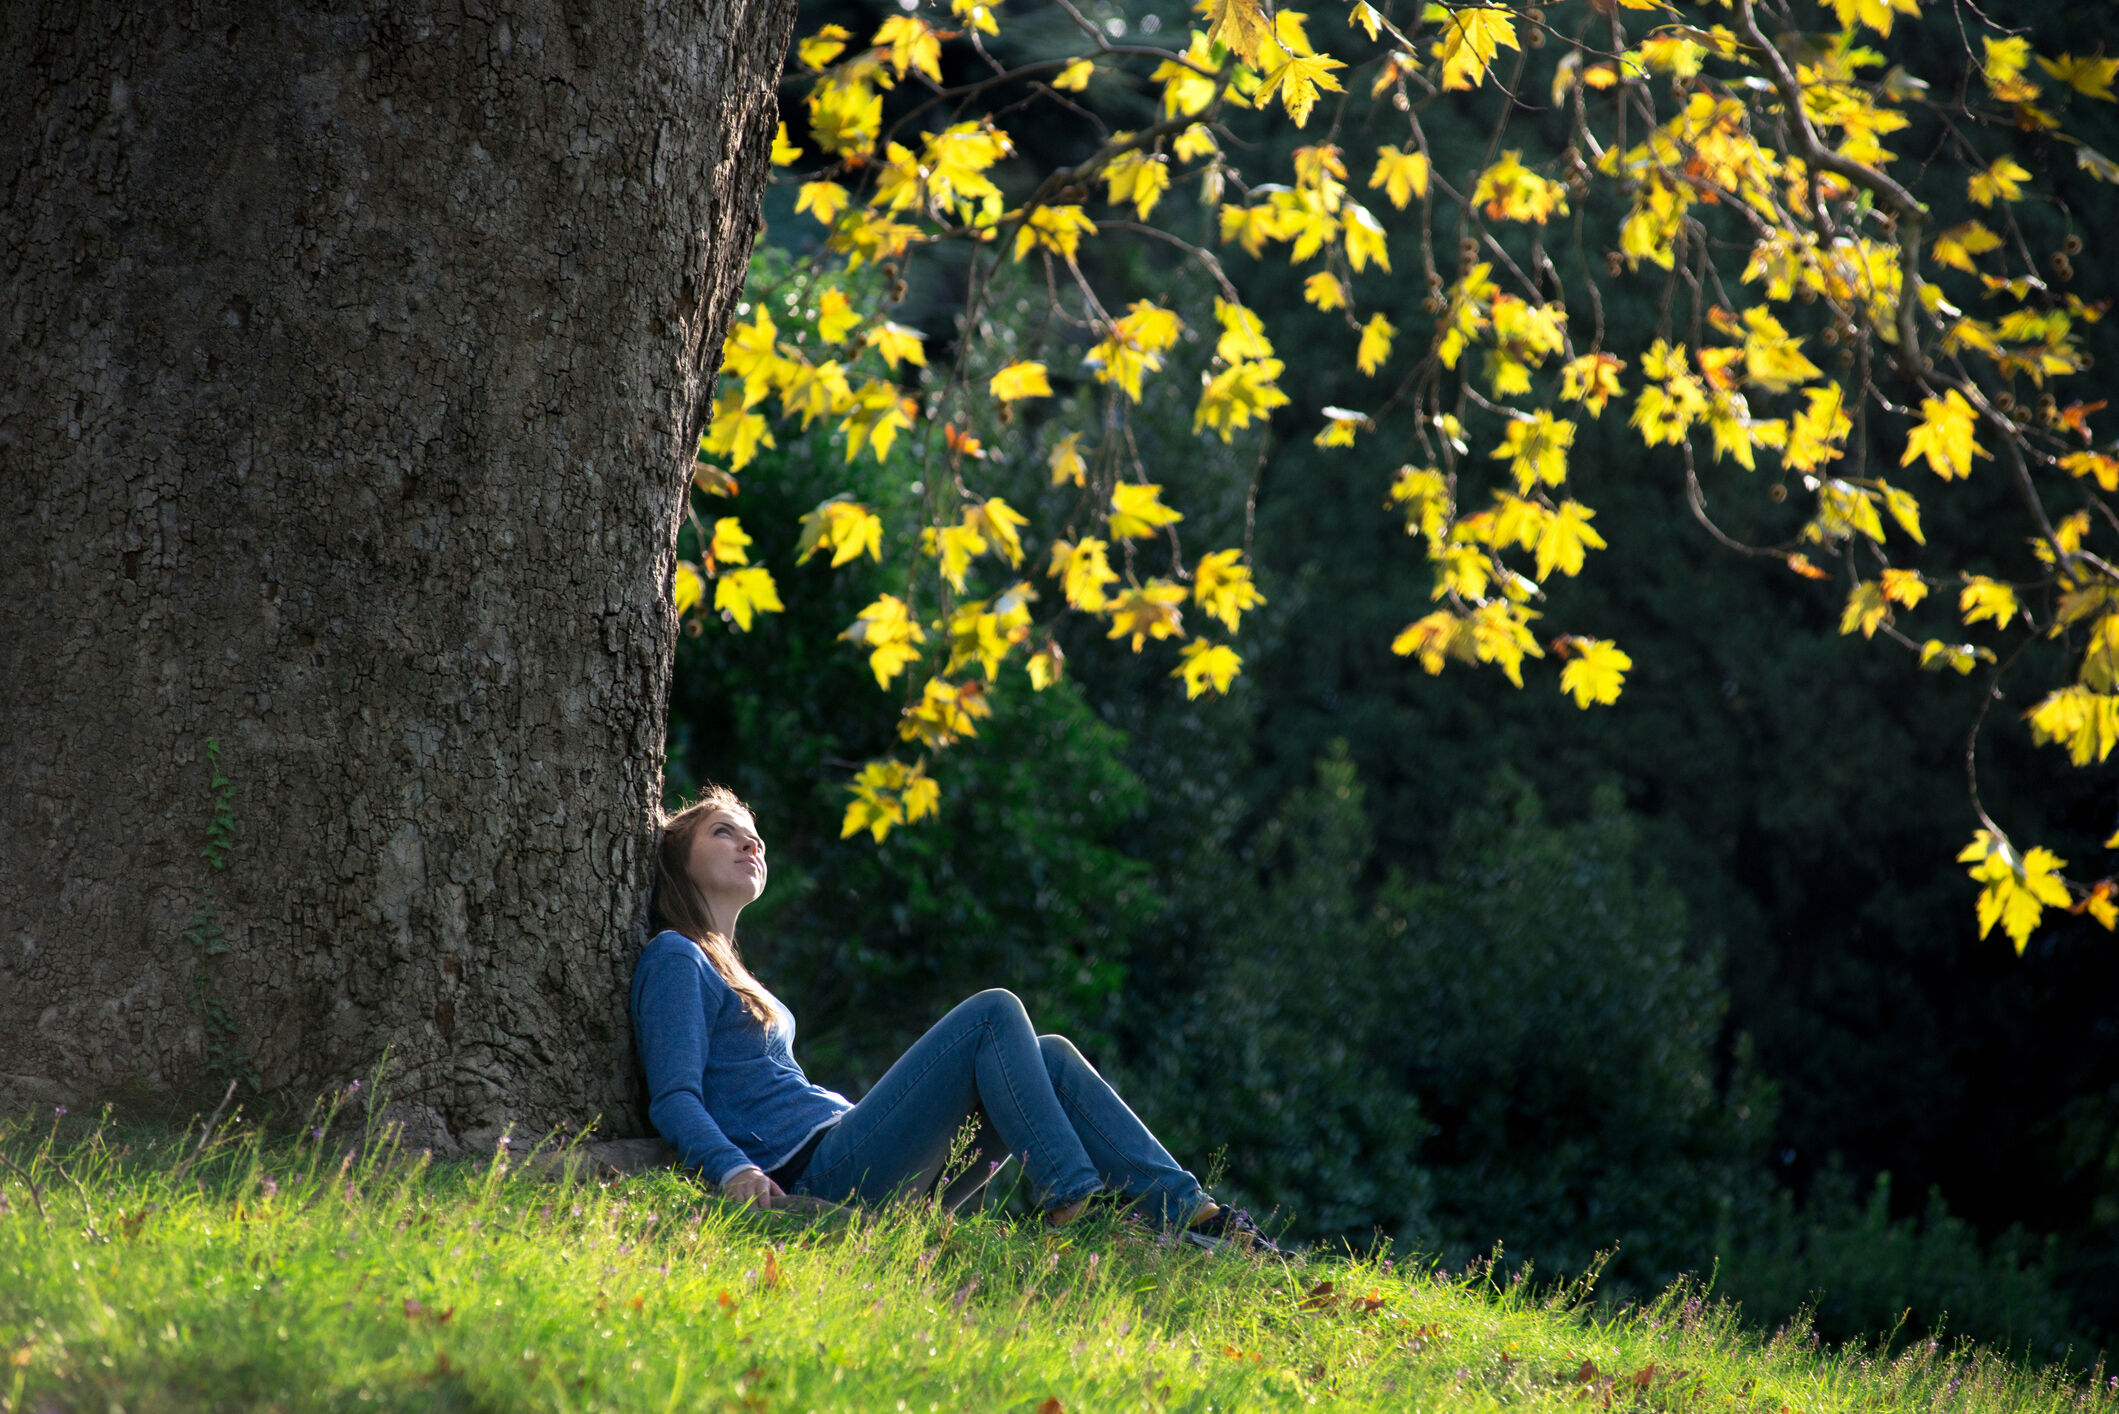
[631,787,1278,1251]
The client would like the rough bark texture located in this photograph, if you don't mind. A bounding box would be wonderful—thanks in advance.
[0,0,792,1149]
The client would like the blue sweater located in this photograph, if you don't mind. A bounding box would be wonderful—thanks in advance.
[631,930,852,1185]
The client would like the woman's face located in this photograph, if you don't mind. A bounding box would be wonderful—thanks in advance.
[686,807,768,913]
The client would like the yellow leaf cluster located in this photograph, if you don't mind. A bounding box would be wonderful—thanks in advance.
[841,758,941,842]
[1557,637,1632,708]
[1174,640,1244,698]
[1084,301,1183,400]
[1109,482,1185,540]
[1433,7,1518,92]
[945,582,1038,681]
[900,678,993,749]
[1047,538,1120,612]
[841,595,928,689]
[1958,831,2071,954]
[715,566,784,632]
[1193,548,1265,632]
[1107,580,1189,650]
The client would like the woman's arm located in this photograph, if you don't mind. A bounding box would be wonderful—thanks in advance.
[633,944,758,1186]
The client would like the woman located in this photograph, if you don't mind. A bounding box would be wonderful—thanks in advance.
[631,786,1278,1251]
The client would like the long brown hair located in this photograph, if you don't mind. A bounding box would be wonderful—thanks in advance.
[652,787,777,1025]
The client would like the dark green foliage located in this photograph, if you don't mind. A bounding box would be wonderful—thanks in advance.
[1370,770,1772,1292]
[1114,743,1434,1246]
[1717,1168,2078,1358]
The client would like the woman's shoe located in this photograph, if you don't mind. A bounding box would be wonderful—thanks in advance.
[1182,1204,1283,1254]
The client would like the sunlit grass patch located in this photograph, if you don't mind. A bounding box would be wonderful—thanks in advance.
[1,1106,2109,1414]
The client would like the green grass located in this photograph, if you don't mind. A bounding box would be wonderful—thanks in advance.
[2,1107,2110,1414]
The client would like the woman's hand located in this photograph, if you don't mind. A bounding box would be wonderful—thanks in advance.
[720,1165,786,1206]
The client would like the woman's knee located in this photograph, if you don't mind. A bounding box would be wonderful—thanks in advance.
[961,987,1030,1029]
[1038,1032,1087,1075]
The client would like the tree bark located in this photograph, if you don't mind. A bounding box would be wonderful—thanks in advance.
[0,0,791,1150]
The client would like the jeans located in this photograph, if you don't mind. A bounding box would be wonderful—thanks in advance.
[791,988,1205,1226]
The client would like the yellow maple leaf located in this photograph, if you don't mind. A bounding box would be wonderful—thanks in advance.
[1049,432,1088,488]
[815,289,861,344]
[1535,500,1606,580]
[1472,150,1569,224]
[1369,145,1431,209]
[952,0,999,36]
[2062,451,2119,492]
[1958,830,2071,954]
[840,595,928,689]
[708,515,753,571]
[873,14,943,82]
[1827,0,1918,37]
[1339,204,1388,273]
[1557,637,1631,708]
[715,566,784,632]
[1315,406,1367,448]
[1203,0,1280,68]
[923,519,988,592]
[1257,51,1347,128]
[1013,205,1099,263]
[674,560,706,617]
[1959,576,2021,629]
[2024,685,2119,766]
[1968,156,2031,207]
[796,181,851,227]
[841,758,940,842]
[989,361,1053,401]
[797,24,852,71]
[2039,52,2119,102]
[1900,389,1988,481]
[1840,581,1892,639]
[1982,35,2041,103]
[1931,221,2004,274]
[1881,567,1928,609]
[972,497,1030,568]
[1392,609,1470,675]
[1783,385,1852,473]
[1026,640,1066,691]
[1304,272,1348,311]
[1193,548,1265,632]
[1108,482,1185,540]
[702,390,776,472]
[1559,353,1626,417]
[797,498,884,568]
[1357,313,1395,375]
[771,122,803,166]
[863,322,927,370]
[1434,7,1519,92]
[1053,57,1094,91]
[1106,579,1188,650]
[1047,537,1119,611]
[1491,411,1575,493]
[1174,640,1243,699]
[899,678,993,749]
[1214,299,1275,362]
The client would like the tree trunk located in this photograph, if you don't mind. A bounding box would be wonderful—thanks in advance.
[0,0,791,1150]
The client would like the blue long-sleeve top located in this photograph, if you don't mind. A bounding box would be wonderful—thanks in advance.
[631,930,852,1185]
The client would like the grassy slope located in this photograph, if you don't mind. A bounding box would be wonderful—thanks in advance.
[1,1114,2109,1414]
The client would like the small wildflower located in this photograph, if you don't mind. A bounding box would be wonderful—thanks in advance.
[260,1176,279,1199]
[311,1127,325,1140]
[53,1105,67,1118]
[347,1079,363,1093]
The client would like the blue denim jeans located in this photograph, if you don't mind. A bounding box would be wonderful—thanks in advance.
[791,988,1205,1226]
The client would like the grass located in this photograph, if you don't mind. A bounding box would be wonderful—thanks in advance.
[2,1103,2112,1414]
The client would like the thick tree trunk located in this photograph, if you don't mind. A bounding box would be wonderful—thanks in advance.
[0,0,790,1149]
